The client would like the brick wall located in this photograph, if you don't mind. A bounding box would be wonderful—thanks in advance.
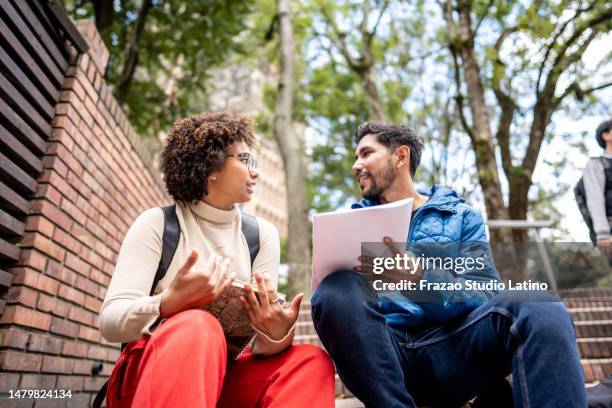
[0,20,169,405]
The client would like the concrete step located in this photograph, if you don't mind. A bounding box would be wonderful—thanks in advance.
[294,333,323,348]
[565,299,612,309]
[578,338,612,358]
[582,358,612,383]
[569,307,612,321]
[295,320,317,335]
[560,288,612,299]
[575,320,612,338]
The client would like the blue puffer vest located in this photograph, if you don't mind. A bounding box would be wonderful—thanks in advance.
[351,185,502,329]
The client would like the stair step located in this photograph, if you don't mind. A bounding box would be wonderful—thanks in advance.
[578,338,612,358]
[565,299,612,309]
[560,288,612,299]
[582,358,612,383]
[569,307,612,321]
[575,320,612,338]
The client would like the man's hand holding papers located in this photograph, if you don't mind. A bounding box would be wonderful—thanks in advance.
[353,236,422,285]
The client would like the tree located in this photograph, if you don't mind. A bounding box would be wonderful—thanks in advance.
[441,0,612,245]
[273,0,312,296]
[64,0,252,138]
[303,0,468,212]
[316,0,390,122]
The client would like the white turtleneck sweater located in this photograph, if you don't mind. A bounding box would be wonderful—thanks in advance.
[99,200,294,355]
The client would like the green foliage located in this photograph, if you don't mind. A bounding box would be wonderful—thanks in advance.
[64,0,253,139]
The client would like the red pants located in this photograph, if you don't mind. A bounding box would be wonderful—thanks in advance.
[107,309,335,407]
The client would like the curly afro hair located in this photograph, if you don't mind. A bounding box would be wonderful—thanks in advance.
[160,112,256,203]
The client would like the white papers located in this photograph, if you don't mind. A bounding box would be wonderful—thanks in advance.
[311,198,413,291]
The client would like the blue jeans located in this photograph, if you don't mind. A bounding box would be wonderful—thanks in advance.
[311,270,587,408]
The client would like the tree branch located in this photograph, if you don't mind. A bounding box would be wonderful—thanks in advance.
[117,0,152,104]
[538,6,612,97]
[450,46,475,141]
[557,80,612,103]
[370,0,390,38]
[319,5,361,69]
[474,0,494,34]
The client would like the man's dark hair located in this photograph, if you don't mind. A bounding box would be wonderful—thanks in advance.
[354,123,424,177]
[596,119,612,148]
[160,112,255,203]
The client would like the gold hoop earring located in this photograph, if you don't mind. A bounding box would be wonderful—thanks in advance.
[210,176,217,181]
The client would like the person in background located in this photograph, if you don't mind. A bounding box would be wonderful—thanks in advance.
[582,119,612,261]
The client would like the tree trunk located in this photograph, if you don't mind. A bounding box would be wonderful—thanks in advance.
[362,68,386,122]
[455,2,511,236]
[450,1,523,280]
[116,0,152,104]
[274,0,312,297]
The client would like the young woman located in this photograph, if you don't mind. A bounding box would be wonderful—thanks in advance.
[99,112,334,407]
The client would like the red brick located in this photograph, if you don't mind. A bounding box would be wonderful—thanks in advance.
[60,198,87,226]
[20,374,57,389]
[0,305,51,330]
[0,350,42,371]
[57,284,85,305]
[72,359,92,375]
[70,224,94,248]
[18,249,47,272]
[0,328,30,349]
[56,375,84,391]
[87,345,108,361]
[20,232,65,262]
[48,142,84,177]
[52,172,79,203]
[49,317,79,338]
[41,355,74,373]
[27,333,63,355]
[53,228,83,255]
[83,376,106,392]
[89,267,110,287]
[25,216,54,237]
[62,341,89,358]
[84,295,102,313]
[35,182,63,205]
[10,267,39,287]
[107,348,120,362]
[37,293,70,317]
[68,306,96,326]
[64,253,90,276]
[73,275,98,298]
[7,286,38,308]
[0,372,20,390]
[30,199,72,232]
[44,260,74,285]
[37,274,59,296]
[49,128,75,151]
[78,325,100,343]
[82,250,104,271]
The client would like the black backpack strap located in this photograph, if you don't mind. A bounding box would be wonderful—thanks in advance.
[150,205,181,296]
[92,380,108,408]
[241,212,260,266]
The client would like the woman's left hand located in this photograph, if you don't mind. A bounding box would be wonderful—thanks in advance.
[240,272,303,340]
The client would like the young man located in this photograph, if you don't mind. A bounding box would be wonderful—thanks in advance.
[582,119,612,260]
[311,123,586,407]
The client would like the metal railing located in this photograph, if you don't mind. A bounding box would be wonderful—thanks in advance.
[486,219,558,292]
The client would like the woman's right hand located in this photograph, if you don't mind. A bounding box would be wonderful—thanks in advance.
[159,250,234,318]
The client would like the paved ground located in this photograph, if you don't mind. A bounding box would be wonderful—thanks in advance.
[335,398,364,408]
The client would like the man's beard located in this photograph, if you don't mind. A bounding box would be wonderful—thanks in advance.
[361,159,397,200]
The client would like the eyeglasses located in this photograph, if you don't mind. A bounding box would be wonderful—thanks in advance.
[226,152,257,171]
